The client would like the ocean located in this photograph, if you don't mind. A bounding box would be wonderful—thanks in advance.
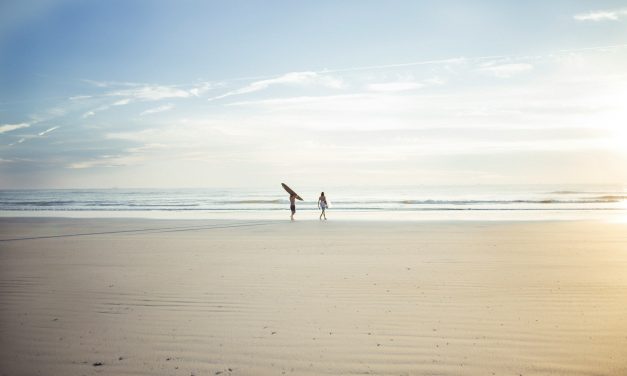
[1,185,625,221]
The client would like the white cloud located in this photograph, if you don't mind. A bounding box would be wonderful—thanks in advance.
[108,85,192,101]
[81,103,115,118]
[79,85,188,119]
[189,82,213,97]
[478,63,533,78]
[69,95,92,100]
[574,9,627,21]
[226,93,397,114]
[367,81,424,92]
[140,104,174,116]
[68,154,145,169]
[83,79,141,88]
[112,98,131,106]
[366,77,444,92]
[38,126,60,136]
[68,142,170,169]
[47,108,66,116]
[209,71,343,101]
[83,79,216,102]
[0,122,29,134]
[423,77,446,85]
[7,125,61,146]
[323,57,466,74]
[77,83,194,120]
[127,143,168,153]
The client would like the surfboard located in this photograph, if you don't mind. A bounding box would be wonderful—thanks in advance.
[281,183,303,201]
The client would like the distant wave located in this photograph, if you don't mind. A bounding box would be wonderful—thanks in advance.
[550,191,624,195]
[8,200,78,206]
[1,207,624,212]
[400,199,622,204]
[216,199,283,204]
[125,203,200,207]
[594,195,627,201]
[2,201,201,207]
[1,198,623,210]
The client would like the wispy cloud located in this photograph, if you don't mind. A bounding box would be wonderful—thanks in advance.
[127,143,168,153]
[366,77,444,92]
[67,142,169,170]
[69,95,92,101]
[322,58,467,74]
[81,97,135,118]
[85,79,214,97]
[82,103,112,118]
[82,79,141,88]
[107,85,192,102]
[208,71,343,101]
[9,137,26,146]
[140,104,174,116]
[0,122,29,134]
[47,107,66,117]
[112,98,132,106]
[367,81,424,92]
[77,81,206,119]
[574,8,627,21]
[68,154,145,169]
[478,62,533,78]
[38,126,60,136]
[189,82,214,97]
[6,125,61,146]
[76,81,215,119]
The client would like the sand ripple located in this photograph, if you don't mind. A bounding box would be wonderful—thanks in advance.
[1,220,627,375]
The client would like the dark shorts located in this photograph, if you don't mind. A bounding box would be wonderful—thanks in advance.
[290,204,296,214]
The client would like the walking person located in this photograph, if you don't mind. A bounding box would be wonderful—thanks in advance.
[318,192,328,220]
[289,193,297,221]
[281,183,302,221]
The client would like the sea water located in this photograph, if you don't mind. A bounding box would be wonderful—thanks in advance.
[0,184,625,221]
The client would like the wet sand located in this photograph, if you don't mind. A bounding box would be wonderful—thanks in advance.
[1,218,626,375]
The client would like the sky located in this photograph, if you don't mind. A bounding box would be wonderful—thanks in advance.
[1,0,626,189]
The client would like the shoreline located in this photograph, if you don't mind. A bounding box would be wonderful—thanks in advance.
[2,208,625,222]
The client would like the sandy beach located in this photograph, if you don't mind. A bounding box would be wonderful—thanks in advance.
[1,218,626,375]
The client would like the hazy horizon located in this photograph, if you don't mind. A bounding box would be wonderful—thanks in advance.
[1,1,627,189]
[0,183,625,191]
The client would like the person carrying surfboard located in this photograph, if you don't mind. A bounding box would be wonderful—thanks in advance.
[289,193,297,221]
[281,183,302,221]
[318,192,328,220]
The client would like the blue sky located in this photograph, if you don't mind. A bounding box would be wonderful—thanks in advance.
[1,0,627,188]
